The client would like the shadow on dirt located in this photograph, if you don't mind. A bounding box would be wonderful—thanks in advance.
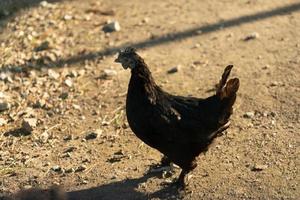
[0,0,62,20]
[3,128,31,137]
[1,2,300,74]
[67,172,184,200]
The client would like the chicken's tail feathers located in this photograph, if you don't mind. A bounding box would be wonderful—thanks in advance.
[216,65,240,124]
[216,65,233,96]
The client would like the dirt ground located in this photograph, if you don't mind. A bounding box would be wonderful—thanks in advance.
[0,0,299,199]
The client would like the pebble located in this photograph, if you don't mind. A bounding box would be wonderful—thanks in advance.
[49,53,58,62]
[270,111,276,117]
[63,135,73,141]
[243,112,255,119]
[103,69,117,77]
[270,81,283,87]
[40,131,49,143]
[244,32,260,41]
[35,41,50,52]
[63,14,73,21]
[76,164,87,172]
[59,92,69,99]
[0,118,7,126]
[64,78,73,87]
[0,101,10,111]
[193,43,201,48]
[142,17,150,23]
[64,146,77,153]
[22,118,37,133]
[99,69,118,79]
[0,72,13,83]
[167,65,181,74]
[262,65,269,70]
[72,104,81,110]
[34,99,46,108]
[65,168,75,173]
[48,69,60,80]
[252,164,268,171]
[52,165,62,172]
[102,21,121,32]
[85,129,102,140]
[70,70,78,78]
[40,1,53,8]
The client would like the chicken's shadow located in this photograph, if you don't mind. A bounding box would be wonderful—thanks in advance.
[67,172,184,200]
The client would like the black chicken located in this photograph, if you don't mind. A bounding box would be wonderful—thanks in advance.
[115,47,239,188]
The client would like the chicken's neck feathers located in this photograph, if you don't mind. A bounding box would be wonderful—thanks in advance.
[130,61,160,104]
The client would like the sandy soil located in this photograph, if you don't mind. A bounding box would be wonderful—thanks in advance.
[0,0,299,199]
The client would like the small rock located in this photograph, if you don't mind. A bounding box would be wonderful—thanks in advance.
[62,152,71,158]
[270,111,276,117]
[243,112,255,119]
[69,70,78,78]
[72,104,81,110]
[32,98,46,109]
[64,146,77,153]
[63,14,73,21]
[40,1,52,8]
[104,69,117,76]
[0,101,10,111]
[102,21,121,32]
[80,115,86,120]
[64,78,73,87]
[40,131,49,143]
[244,32,259,41]
[78,69,86,76]
[252,164,268,171]
[142,17,150,23]
[59,92,69,99]
[63,135,73,141]
[271,120,276,125]
[23,185,32,190]
[22,118,37,133]
[167,65,181,74]
[65,167,75,173]
[52,165,62,172]
[192,43,200,48]
[46,53,57,62]
[262,65,269,70]
[100,69,117,79]
[85,129,102,140]
[48,69,60,80]
[76,164,87,172]
[35,41,50,52]
[0,118,7,126]
[0,72,13,82]
[270,81,279,87]
[196,30,202,35]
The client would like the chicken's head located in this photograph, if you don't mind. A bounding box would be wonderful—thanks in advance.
[115,47,141,69]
